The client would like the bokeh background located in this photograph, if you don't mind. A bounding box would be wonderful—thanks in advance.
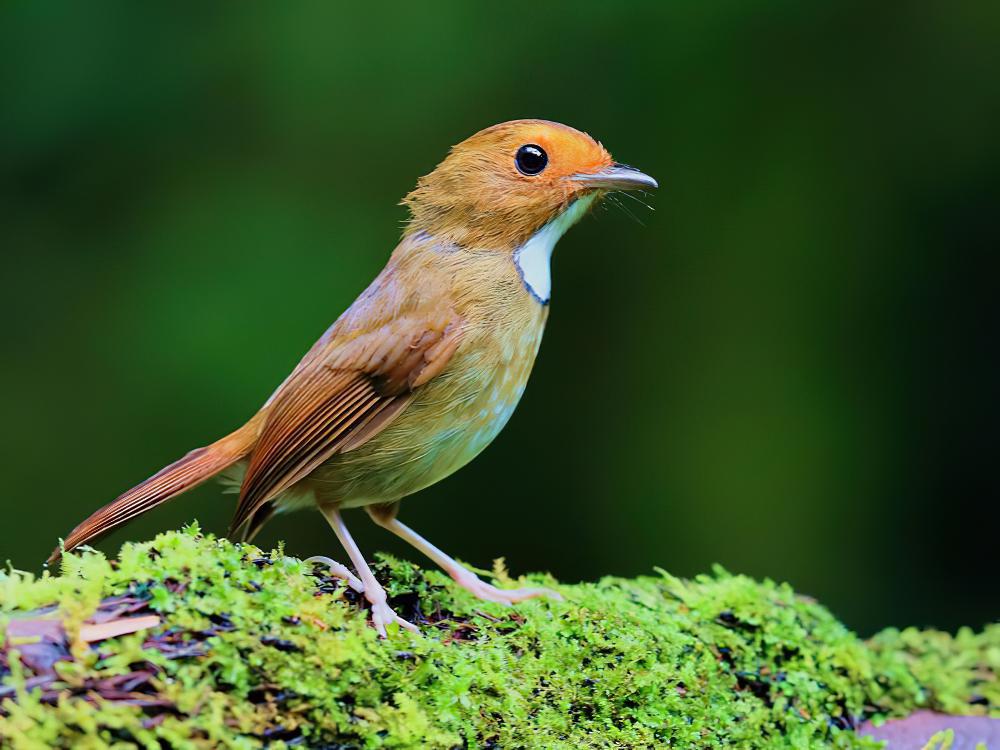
[2,2,996,636]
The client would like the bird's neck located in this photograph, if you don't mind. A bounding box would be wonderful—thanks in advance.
[389,192,596,311]
[513,193,596,305]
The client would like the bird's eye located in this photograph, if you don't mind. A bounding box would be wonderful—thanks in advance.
[515,144,548,176]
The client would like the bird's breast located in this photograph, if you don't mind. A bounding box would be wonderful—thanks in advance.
[400,293,548,478]
[452,309,548,454]
[314,285,548,508]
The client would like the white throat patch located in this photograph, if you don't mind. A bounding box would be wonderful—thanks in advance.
[514,193,596,304]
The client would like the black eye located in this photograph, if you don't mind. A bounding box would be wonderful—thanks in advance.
[515,144,548,176]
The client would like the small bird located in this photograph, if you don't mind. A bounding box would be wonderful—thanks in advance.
[51,120,657,635]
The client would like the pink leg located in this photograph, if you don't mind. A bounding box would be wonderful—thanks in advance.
[366,509,562,605]
[303,556,364,593]
[318,505,419,637]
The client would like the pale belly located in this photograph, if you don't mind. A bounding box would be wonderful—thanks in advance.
[291,318,547,511]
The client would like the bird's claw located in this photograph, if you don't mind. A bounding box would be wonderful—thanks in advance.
[369,599,420,637]
[451,572,563,605]
[305,556,417,636]
[304,555,364,592]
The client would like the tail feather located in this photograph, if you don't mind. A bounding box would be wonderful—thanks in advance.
[49,413,265,563]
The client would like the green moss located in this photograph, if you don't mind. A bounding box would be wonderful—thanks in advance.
[0,526,996,749]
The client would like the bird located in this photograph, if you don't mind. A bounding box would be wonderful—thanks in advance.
[50,119,657,636]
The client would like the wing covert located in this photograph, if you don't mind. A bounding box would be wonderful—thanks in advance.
[229,313,462,533]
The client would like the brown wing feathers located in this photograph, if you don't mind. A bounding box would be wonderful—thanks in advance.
[229,315,461,535]
[228,371,400,534]
[49,290,462,561]
[51,306,462,561]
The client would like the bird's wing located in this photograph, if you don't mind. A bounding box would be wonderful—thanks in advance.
[229,308,463,534]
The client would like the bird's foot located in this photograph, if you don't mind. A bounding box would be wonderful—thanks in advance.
[364,582,420,638]
[304,555,364,592]
[449,570,563,605]
[306,555,418,636]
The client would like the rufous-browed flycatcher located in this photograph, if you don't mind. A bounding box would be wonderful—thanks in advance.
[51,120,657,635]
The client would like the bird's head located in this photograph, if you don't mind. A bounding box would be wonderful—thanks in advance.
[403,119,657,251]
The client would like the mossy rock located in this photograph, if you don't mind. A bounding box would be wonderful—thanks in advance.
[0,526,996,749]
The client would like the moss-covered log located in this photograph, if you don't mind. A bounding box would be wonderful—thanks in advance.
[0,526,996,748]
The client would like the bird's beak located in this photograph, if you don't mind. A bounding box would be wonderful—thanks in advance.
[570,162,658,191]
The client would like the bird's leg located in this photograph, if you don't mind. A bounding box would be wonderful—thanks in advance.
[366,504,562,605]
[302,556,364,593]
[317,504,419,637]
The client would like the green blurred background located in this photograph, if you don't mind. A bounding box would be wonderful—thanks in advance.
[1,2,996,635]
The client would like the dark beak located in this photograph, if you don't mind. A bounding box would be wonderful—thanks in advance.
[571,162,658,190]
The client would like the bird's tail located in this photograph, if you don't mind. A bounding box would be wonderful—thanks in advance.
[48,413,266,564]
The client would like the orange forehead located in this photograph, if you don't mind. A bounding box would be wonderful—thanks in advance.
[456,119,612,178]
